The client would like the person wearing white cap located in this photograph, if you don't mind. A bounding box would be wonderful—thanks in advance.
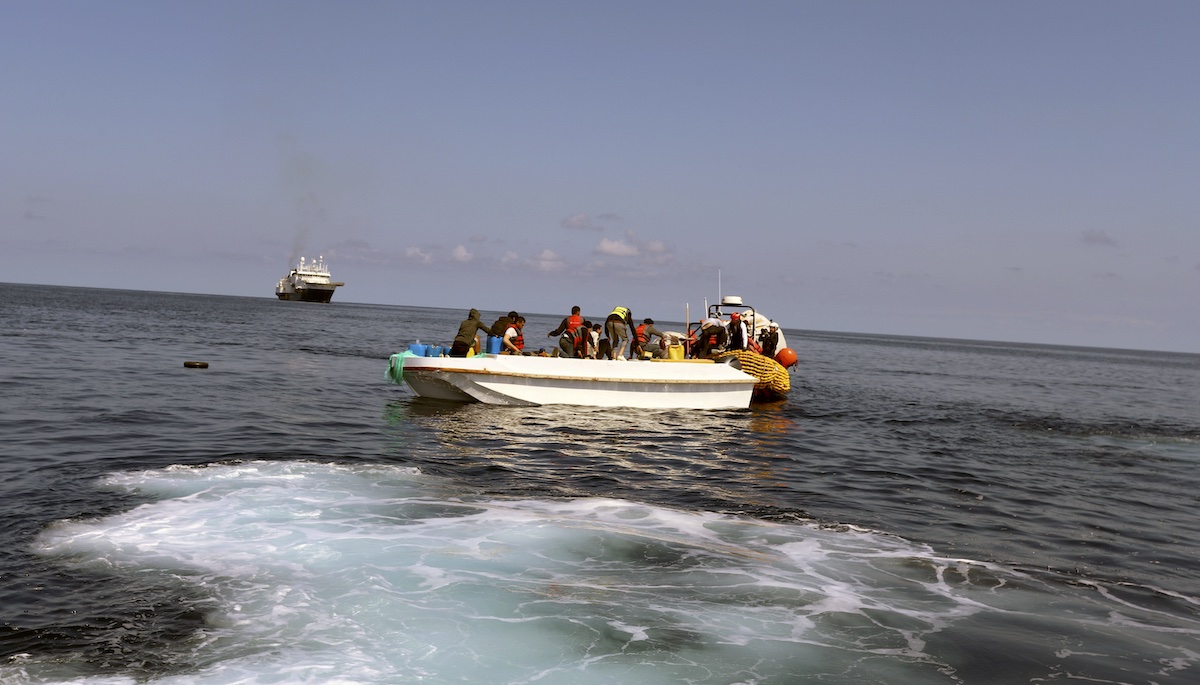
[759,321,780,358]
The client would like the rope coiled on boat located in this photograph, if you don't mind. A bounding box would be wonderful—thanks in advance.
[717,349,790,399]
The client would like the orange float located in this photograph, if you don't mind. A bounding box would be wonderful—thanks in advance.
[774,348,798,369]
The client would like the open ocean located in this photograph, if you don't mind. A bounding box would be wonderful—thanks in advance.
[1,282,1198,685]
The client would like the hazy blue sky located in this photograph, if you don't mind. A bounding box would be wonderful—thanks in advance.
[3,1,1197,352]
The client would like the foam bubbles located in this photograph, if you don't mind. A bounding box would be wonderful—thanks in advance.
[14,460,1191,684]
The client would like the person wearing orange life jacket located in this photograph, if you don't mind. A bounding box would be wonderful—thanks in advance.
[604,306,635,360]
[692,315,726,359]
[547,306,584,357]
[562,320,592,358]
[635,318,666,358]
[502,316,526,354]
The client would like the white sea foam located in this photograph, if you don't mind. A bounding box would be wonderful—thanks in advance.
[15,461,1034,684]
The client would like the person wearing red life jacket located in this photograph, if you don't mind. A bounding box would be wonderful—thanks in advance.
[490,311,519,338]
[564,320,592,358]
[635,318,666,358]
[502,316,526,354]
[548,306,584,357]
[485,310,519,355]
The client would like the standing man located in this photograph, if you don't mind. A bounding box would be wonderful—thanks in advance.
[727,311,749,350]
[604,306,635,360]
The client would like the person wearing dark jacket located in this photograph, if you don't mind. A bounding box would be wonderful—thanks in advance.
[759,321,780,359]
[727,311,749,350]
[490,311,519,338]
[450,308,491,357]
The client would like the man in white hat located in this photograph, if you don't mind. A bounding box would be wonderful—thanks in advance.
[760,321,781,358]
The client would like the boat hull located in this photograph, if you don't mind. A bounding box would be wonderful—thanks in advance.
[276,287,337,303]
[388,354,757,410]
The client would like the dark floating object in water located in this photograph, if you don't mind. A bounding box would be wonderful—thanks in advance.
[183,361,209,369]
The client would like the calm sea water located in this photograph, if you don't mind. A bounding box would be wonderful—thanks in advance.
[1,283,1198,684]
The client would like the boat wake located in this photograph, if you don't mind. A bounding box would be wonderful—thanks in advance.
[9,460,1198,684]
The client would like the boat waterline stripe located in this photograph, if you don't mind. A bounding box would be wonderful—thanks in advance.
[406,367,751,386]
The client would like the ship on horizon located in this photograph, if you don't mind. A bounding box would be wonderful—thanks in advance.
[275,256,344,303]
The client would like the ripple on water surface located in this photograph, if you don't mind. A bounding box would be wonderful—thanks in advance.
[4,460,1197,685]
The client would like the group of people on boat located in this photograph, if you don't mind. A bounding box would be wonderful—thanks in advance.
[448,305,789,367]
[543,305,668,360]
[693,310,783,359]
[448,306,647,360]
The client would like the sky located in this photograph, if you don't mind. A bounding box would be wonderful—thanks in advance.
[2,1,1198,353]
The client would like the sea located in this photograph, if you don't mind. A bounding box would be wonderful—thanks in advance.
[1,282,1198,685]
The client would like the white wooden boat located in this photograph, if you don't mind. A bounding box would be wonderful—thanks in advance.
[387,353,757,409]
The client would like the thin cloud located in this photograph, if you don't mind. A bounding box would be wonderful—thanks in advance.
[641,239,674,266]
[1081,229,1117,247]
[591,231,676,268]
[596,212,623,222]
[531,249,566,272]
[322,239,391,266]
[595,237,639,257]
[1091,271,1122,281]
[561,213,603,231]
[405,246,432,264]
